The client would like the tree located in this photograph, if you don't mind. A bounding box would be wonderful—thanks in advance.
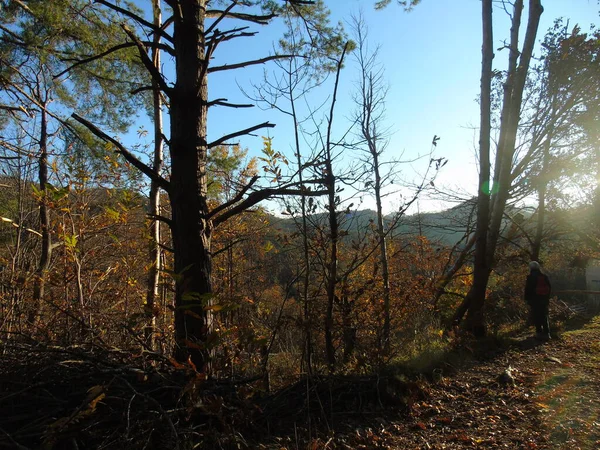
[144,0,165,349]
[515,23,600,260]
[0,0,145,327]
[351,13,394,352]
[374,0,421,11]
[72,0,344,370]
[453,0,544,333]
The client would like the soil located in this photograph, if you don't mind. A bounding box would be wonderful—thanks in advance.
[1,315,599,449]
[255,315,600,450]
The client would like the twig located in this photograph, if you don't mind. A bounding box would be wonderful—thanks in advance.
[116,377,180,450]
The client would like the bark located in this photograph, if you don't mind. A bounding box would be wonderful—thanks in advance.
[531,140,550,261]
[168,0,213,370]
[288,69,313,374]
[29,104,51,325]
[452,0,493,331]
[71,0,338,371]
[324,44,348,372]
[372,124,392,353]
[457,0,543,333]
[144,0,164,349]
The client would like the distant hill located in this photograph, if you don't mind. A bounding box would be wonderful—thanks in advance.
[266,199,479,247]
[264,198,545,248]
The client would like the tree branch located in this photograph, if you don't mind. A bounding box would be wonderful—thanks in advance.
[121,25,172,97]
[54,42,160,79]
[147,213,173,228]
[205,10,276,24]
[207,98,254,108]
[208,175,259,219]
[208,122,275,148]
[213,186,327,227]
[94,0,173,42]
[0,104,30,116]
[1,216,42,237]
[211,237,247,257]
[71,113,170,192]
[205,1,238,36]
[208,54,295,73]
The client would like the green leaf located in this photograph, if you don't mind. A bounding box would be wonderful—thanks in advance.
[64,234,78,249]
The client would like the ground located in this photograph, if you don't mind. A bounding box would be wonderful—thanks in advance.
[257,315,600,450]
[1,315,599,449]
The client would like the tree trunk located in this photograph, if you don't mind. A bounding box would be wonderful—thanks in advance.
[453,0,493,331]
[324,157,338,371]
[169,0,213,370]
[373,150,392,352]
[144,0,164,349]
[459,0,543,333]
[324,45,348,372]
[531,141,550,261]
[30,104,51,326]
[288,71,313,374]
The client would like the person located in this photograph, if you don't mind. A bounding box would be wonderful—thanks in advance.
[524,261,552,340]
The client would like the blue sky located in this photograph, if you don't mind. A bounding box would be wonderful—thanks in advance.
[133,0,599,213]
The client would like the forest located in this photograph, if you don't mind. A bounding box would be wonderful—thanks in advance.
[0,0,599,448]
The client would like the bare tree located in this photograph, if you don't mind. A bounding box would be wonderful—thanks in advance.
[453,0,544,333]
[144,0,165,350]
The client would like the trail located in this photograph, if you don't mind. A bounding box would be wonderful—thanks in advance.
[262,316,600,450]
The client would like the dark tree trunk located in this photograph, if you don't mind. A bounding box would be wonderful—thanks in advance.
[324,161,338,371]
[324,44,348,372]
[169,0,213,370]
[531,144,549,261]
[373,149,392,352]
[30,104,51,325]
[457,0,543,333]
[454,0,494,332]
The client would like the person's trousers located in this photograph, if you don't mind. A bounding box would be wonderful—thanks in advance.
[531,299,550,334]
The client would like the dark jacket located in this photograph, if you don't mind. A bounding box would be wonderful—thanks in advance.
[525,269,551,304]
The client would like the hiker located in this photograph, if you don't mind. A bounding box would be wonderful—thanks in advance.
[524,261,552,340]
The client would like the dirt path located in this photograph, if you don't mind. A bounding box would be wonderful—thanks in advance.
[265,316,600,450]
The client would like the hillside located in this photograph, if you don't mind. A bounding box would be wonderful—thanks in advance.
[268,198,502,247]
[2,313,598,449]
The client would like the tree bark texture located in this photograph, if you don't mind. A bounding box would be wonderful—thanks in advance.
[144,0,164,350]
[324,44,348,372]
[169,0,214,370]
[30,104,51,325]
[460,0,543,333]
[452,0,493,331]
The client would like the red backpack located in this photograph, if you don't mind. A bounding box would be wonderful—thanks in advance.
[535,274,551,296]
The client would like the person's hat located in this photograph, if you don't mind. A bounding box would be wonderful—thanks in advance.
[529,261,541,270]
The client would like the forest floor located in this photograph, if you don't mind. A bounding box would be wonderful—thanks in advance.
[256,314,600,450]
[0,314,599,449]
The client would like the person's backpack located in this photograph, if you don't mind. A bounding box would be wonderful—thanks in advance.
[535,274,551,296]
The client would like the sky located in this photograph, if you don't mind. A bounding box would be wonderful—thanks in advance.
[132,0,600,214]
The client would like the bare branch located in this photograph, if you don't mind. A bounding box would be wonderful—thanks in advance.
[208,175,259,219]
[208,54,295,73]
[147,213,173,228]
[71,113,170,192]
[55,43,132,79]
[0,104,31,116]
[207,98,254,108]
[94,0,173,42]
[121,25,172,96]
[205,10,276,24]
[1,216,42,237]
[213,186,327,227]
[205,1,238,36]
[208,122,275,148]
